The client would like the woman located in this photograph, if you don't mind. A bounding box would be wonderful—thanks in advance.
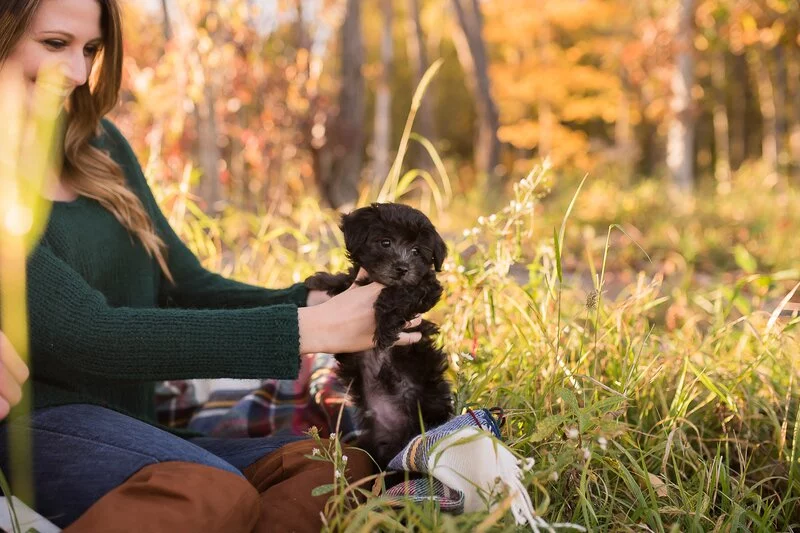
[0,0,421,530]
[0,333,28,420]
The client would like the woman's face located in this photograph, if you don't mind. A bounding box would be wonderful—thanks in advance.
[5,0,102,100]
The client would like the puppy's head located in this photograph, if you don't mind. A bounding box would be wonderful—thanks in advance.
[341,203,446,286]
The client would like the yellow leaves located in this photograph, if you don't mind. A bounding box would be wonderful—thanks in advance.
[499,120,540,150]
[560,66,620,93]
[695,0,726,31]
[759,21,785,47]
[197,32,214,54]
[546,0,622,31]
[498,121,590,169]
[562,97,620,124]
[766,0,791,13]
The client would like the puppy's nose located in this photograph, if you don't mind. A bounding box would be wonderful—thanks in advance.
[395,265,409,277]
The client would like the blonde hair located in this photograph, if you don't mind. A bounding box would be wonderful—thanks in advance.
[0,0,172,282]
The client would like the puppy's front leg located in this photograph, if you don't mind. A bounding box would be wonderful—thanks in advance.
[372,286,415,351]
[409,273,443,314]
[304,266,359,296]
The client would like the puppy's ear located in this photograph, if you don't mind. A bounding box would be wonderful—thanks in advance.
[341,206,376,258]
[432,231,447,271]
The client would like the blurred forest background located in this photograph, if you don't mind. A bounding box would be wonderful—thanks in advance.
[43,1,800,528]
[118,0,799,211]
[4,1,800,530]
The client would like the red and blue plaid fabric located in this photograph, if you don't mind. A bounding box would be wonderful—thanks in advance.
[155,353,360,439]
[155,363,514,518]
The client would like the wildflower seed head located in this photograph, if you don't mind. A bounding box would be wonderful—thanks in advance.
[598,436,608,451]
[522,458,535,472]
[550,471,559,481]
[312,448,320,456]
[582,447,591,461]
[566,428,579,440]
[342,455,348,463]
[329,433,336,441]
[586,289,599,310]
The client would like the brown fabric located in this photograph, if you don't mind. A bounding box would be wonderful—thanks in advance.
[64,461,260,533]
[244,439,375,533]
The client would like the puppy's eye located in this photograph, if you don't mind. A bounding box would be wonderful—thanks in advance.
[411,247,420,256]
[380,239,391,248]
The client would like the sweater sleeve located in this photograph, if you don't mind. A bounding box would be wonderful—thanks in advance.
[27,243,301,382]
[98,120,309,310]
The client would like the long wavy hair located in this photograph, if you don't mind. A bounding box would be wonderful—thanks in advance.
[0,0,172,281]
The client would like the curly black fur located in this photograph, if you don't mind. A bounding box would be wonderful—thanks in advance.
[305,203,453,467]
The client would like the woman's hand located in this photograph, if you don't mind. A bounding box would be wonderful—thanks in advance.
[297,271,422,354]
[0,332,29,420]
[306,289,332,307]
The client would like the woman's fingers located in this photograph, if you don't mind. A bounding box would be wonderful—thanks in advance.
[394,331,423,346]
[403,316,423,329]
[0,366,23,408]
[0,333,30,385]
[0,332,29,419]
[395,315,424,346]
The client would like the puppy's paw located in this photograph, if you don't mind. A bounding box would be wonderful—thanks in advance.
[305,271,354,296]
[374,316,406,351]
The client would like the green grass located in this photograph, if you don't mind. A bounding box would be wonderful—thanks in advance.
[158,161,800,531]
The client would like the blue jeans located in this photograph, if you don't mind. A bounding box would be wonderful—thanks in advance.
[0,404,304,528]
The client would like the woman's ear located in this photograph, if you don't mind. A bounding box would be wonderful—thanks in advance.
[432,232,447,271]
[341,205,377,259]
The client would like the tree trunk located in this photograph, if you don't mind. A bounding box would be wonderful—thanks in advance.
[773,43,787,174]
[711,47,731,192]
[373,0,393,188]
[730,52,747,170]
[312,0,365,209]
[787,38,800,180]
[404,0,436,169]
[665,0,696,192]
[538,21,554,160]
[161,0,172,41]
[614,77,635,179]
[748,45,778,175]
[196,83,221,211]
[450,0,501,182]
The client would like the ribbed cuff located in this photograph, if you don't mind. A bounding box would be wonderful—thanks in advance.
[287,282,310,307]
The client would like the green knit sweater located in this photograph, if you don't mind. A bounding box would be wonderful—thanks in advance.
[19,119,308,426]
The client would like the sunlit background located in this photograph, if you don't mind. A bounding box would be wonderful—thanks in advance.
[2,0,800,530]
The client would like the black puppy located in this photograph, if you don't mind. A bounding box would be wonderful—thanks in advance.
[306,203,453,467]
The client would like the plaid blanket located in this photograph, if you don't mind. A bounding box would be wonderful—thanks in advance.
[155,353,359,440]
[156,372,580,529]
[384,409,585,531]
[384,408,501,514]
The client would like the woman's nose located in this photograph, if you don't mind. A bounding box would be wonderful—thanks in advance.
[61,52,88,88]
